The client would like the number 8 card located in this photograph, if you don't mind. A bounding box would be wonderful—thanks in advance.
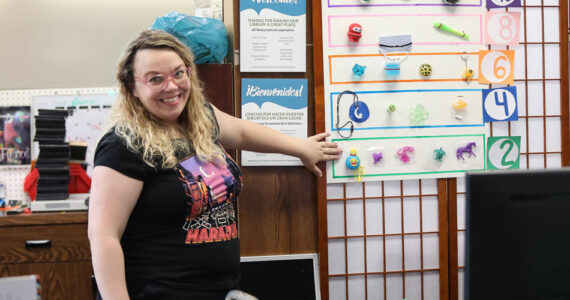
[485,12,521,46]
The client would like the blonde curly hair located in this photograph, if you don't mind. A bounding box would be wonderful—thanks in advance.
[111,29,225,169]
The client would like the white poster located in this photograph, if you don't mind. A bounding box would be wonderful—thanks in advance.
[239,0,306,72]
[321,0,488,183]
[241,78,307,166]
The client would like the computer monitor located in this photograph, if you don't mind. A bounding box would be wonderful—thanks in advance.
[239,254,320,300]
[465,168,570,300]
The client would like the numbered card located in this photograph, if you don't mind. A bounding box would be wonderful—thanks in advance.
[486,0,521,9]
[478,50,515,84]
[485,12,521,46]
[486,136,521,170]
[482,86,518,122]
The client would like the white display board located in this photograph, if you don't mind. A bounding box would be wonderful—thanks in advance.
[32,93,117,176]
[0,87,116,203]
[323,1,489,183]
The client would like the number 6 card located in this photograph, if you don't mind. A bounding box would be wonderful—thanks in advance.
[478,50,515,84]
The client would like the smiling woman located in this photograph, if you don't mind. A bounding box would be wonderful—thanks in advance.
[87,29,341,300]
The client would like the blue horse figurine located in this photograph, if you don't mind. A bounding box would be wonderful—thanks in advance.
[456,142,476,160]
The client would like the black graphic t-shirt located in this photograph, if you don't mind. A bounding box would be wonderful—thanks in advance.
[93,117,242,296]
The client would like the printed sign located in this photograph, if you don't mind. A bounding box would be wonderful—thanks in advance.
[486,0,521,9]
[239,0,306,72]
[241,78,308,166]
[485,12,521,46]
[482,86,518,122]
[487,136,520,170]
[478,50,515,84]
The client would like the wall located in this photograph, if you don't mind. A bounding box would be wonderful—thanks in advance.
[0,0,196,89]
[232,1,319,256]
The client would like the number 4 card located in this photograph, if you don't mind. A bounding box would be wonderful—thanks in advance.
[482,86,518,122]
[487,0,521,9]
[485,12,521,46]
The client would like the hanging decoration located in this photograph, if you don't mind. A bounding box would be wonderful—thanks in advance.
[378,34,412,77]
[335,90,364,138]
[349,101,370,123]
[461,52,474,82]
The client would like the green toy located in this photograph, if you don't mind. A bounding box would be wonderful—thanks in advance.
[433,22,469,39]
[434,147,446,162]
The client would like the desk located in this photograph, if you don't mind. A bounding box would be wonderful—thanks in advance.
[0,212,93,300]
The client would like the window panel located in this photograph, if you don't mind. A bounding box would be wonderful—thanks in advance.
[328,201,345,237]
[346,199,364,236]
[347,237,365,274]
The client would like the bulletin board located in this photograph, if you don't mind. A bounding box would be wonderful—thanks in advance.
[313,0,568,299]
[324,2,487,183]
[0,87,117,203]
[32,93,117,176]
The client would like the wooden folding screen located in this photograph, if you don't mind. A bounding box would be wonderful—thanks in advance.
[452,1,569,299]
[312,1,569,300]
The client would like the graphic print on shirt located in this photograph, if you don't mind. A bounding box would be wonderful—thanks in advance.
[175,156,241,244]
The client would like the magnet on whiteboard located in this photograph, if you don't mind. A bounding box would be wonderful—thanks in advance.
[347,23,363,42]
[346,149,361,169]
[419,64,432,77]
[385,62,400,76]
[397,146,414,164]
[352,64,366,77]
[349,101,370,123]
[434,147,446,162]
[453,96,468,120]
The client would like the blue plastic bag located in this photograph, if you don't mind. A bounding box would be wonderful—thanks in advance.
[151,12,228,64]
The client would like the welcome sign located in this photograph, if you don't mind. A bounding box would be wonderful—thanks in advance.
[239,0,306,72]
[241,78,308,166]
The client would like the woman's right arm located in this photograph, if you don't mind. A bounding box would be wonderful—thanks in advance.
[88,166,143,300]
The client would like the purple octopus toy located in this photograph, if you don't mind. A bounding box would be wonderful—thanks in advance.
[456,142,477,160]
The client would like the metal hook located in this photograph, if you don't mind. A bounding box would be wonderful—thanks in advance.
[461,52,469,68]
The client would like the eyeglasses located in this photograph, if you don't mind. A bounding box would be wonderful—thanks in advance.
[134,67,191,92]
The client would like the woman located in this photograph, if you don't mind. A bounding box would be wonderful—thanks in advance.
[88,29,341,299]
